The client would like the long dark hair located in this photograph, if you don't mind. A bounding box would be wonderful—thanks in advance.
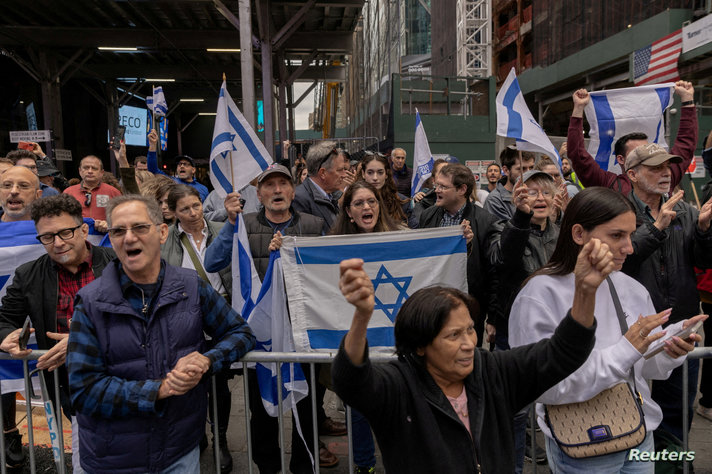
[360,154,407,223]
[331,181,398,235]
[533,187,635,277]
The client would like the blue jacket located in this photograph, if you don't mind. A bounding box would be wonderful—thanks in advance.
[70,262,254,473]
[146,150,209,201]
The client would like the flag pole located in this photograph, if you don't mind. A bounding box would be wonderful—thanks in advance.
[224,72,235,193]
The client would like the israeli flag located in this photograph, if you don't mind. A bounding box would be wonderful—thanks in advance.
[496,68,560,164]
[146,86,168,117]
[231,213,261,317]
[280,227,467,352]
[584,83,675,172]
[247,252,308,416]
[210,80,273,198]
[411,109,434,197]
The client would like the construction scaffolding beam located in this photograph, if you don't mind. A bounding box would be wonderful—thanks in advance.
[456,0,491,78]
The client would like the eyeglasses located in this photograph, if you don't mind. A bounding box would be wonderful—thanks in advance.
[84,193,92,207]
[36,224,83,245]
[434,183,456,191]
[0,182,34,191]
[525,189,553,198]
[107,223,156,239]
[351,198,378,209]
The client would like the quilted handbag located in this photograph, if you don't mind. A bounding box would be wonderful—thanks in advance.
[545,382,646,458]
[544,277,646,458]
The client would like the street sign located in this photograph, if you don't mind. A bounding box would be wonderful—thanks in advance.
[9,130,51,143]
[54,149,73,162]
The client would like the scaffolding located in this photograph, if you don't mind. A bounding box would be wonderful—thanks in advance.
[456,0,492,78]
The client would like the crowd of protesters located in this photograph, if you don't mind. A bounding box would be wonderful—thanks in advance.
[0,78,710,474]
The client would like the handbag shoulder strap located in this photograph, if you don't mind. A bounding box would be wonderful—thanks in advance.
[606,276,641,397]
[180,233,210,283]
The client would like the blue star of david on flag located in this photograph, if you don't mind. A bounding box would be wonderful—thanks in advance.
[371,265,412,322]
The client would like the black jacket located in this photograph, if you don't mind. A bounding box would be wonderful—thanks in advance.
[622,193,712,324]
[293,178,341,231]
[244,208,325,280]
[332,314,596,474]
[419,201,498,323]
[0,245,116,413]
[488,209,559,336]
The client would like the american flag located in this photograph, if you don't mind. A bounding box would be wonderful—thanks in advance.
[633,29,682,86]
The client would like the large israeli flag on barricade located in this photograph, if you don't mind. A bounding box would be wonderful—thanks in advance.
[280,227,468,353]
[584,83,675,172]
[411,109,434,197]
[231,213,262,317]
[0,218,105,394]
[496,68,560,166]
[210,80,273,198]
[247,252,307,416]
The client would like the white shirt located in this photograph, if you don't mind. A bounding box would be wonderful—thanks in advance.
[178,221,226,295]
[509,271,684,437]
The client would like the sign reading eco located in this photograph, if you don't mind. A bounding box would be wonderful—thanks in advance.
[118,105,148,146]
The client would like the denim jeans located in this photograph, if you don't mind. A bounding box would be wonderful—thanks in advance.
[545,431,654,474]
[350,408,376,468]
[159,446,200,474]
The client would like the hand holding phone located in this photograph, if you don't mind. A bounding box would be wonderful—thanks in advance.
[18,141,34,152]
[643,319,704,359]
[18,317,32,351]
[112,125,126,151]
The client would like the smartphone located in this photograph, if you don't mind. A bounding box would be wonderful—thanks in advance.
[18,317,31,351]
[112,125,126,150]
[643,319,704,359]
[18,141,34,151]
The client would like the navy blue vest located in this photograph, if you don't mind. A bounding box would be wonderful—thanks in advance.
[75,262,207,473]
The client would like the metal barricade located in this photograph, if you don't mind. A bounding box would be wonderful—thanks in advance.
[3,347,710,473]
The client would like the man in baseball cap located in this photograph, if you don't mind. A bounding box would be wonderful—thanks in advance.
[624,142,712,444]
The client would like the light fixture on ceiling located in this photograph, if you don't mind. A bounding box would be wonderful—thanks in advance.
[180,98,205,102]
[98,47,138,51]
[145,78,176,82]
[198,112,217,116]
[206,48,241,53]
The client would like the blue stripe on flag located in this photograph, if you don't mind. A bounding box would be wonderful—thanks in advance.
[307,327,394,349]
[653,87,671,144]
[235,219,256,316]
[294,235,466,264]
[502,81,523,139]
[211,157,235,194]
[210,131,234,152]
[591,95,616,169]
[0,220,39,247]
[222,89,270,170]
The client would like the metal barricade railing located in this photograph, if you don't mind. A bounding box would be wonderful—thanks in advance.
[3,347,711,473]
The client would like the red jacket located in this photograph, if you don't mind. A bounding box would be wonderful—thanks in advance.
[567,106,697,194]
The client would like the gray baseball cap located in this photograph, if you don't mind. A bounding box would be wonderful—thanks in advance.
[625,143,682,171]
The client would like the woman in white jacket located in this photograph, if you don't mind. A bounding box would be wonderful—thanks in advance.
[509,187,705,473]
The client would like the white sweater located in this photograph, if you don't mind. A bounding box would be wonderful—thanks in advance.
[509,271,685,437]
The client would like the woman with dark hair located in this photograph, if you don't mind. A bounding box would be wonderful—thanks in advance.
[331,180,399,235]
[332,230,613,473]
[329,180,398,473]
[360,153,417,228]
[509,187,704,473]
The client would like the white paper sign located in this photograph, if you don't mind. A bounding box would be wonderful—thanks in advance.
[9,130,51,143]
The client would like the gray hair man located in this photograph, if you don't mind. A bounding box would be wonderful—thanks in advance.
[622,143,712,442]
[66,195,255,473]
[292,141,350,230]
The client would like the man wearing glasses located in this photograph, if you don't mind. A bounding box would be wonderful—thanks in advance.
[67,195,254,473]
[0,193,116,470]
[63,155,121,233]
[6,149,59,197]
